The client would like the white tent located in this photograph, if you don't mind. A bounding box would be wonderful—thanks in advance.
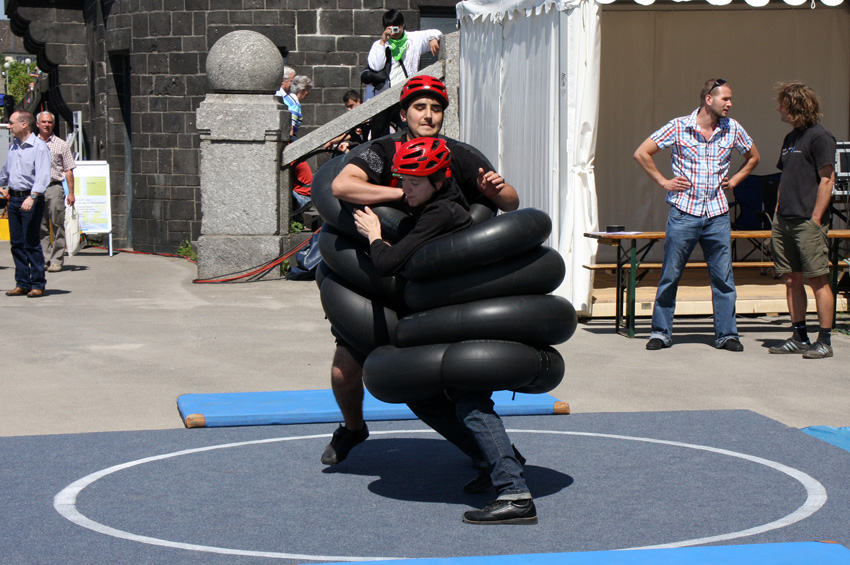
[456,0,849,315]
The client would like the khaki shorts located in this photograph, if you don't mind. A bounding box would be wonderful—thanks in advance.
[771,214,830,278]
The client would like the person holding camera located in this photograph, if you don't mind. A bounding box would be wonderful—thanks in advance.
[365,10,442,137]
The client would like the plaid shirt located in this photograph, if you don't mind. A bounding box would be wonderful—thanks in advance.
[651,109,753,218]
[41,134,76,183]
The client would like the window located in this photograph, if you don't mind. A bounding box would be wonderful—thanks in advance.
[418,7,457,70]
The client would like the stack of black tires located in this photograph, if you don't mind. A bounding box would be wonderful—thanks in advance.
[312,155,577,404]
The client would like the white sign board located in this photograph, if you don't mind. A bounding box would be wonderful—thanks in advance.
[72,160,112,234]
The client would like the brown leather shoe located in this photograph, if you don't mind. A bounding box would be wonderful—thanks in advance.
[6,287,31,296]
[26,289,44,298]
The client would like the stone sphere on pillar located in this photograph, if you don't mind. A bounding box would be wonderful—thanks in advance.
[206,30,283,93]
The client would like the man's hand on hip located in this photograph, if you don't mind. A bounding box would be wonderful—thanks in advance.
[663,176,691,192]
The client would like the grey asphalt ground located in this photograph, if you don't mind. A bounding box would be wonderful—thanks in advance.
[1,239,848,439]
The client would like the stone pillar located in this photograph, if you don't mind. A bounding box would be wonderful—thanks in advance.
[195,30,297,280]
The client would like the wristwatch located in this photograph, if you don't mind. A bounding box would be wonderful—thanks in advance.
[29,193,39,202]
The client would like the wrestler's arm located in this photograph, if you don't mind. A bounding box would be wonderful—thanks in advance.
[367,206,455,276]
[332,163,403,205]
[477,168,518,211]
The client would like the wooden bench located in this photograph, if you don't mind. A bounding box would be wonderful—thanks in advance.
[584,229,850,337]
[584,261,848,272]
[584,262,775,271]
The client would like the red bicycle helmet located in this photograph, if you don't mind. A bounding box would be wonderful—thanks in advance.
[392,138,452,177]
[399,76,450,110]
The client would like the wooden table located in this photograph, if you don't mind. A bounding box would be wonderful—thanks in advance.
[585,229,850,337]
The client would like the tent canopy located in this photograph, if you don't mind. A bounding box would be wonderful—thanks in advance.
[457,0,848,314]
[458,0,844,14]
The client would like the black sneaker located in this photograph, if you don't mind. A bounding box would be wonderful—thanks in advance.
[720,338,744,352]
[463,445,527,494]
[321,423,369,465]
[646,338,668,350]
[802,342,833,359]
[769,338,811,354]
[462,498,538,525]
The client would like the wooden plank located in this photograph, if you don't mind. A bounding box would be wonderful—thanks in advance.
[584,262,775,270]
[587,269,850,318]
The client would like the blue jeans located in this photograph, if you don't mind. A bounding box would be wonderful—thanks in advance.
[292,191,312,210]
[408,392,530,500]
[8,194,46,290]
[650,207,738,348]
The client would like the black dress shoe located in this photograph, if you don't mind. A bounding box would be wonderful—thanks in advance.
[321,423,369,465]
[5,287,31,296]
[463,445,527,493]
[721,338,744,352]
[462,498,538,525]
[646,338,667,350]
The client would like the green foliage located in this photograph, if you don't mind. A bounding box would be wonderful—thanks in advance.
[290,220,303,234]
[2,58,37,111]
[176,239,198,261]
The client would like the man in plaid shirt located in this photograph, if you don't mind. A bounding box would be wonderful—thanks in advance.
[36,111,76,273]
[634,78,760,352]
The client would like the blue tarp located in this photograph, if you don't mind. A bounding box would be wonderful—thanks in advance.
[801,426,850,453]
[177,389,565,428]
[323,542,850,565]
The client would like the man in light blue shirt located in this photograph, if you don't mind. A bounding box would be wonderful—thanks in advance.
[0,111,51,297]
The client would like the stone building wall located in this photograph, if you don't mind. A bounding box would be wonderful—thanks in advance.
[5,0,459,253]
[0,20,28,60]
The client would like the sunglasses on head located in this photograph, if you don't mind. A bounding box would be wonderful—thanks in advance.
[709,79,727,93]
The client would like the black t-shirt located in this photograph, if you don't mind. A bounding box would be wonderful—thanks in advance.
[368,177,474,276]
[347,133,499,213]
[776,123,836,219]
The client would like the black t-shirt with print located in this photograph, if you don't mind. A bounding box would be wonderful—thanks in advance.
[347,132,500,213]
[776,123,836,219]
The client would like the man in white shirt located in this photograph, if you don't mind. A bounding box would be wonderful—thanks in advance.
[274,66,295,102]
[366,10,442,137]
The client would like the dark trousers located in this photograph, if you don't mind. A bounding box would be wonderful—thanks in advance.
[407,391,530,498]
[8,194,46,290]
[370,103,402,138]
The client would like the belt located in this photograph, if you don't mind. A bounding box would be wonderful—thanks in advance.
[48,181,63,186]
[7,189,31,197]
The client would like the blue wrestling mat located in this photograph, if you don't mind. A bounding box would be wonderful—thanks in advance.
[324,542,850,565]
[802,426,850,453]
[176,389,568,428]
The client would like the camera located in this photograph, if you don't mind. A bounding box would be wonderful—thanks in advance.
[389,26,400,34]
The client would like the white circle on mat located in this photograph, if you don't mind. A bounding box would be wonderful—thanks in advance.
[54,428,828,560]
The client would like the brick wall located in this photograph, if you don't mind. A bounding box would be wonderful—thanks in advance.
[7,0,458,252]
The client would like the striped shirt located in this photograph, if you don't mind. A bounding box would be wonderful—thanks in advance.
[282,93,302,140]
[651,109,753,218]
[41,133,76,182]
